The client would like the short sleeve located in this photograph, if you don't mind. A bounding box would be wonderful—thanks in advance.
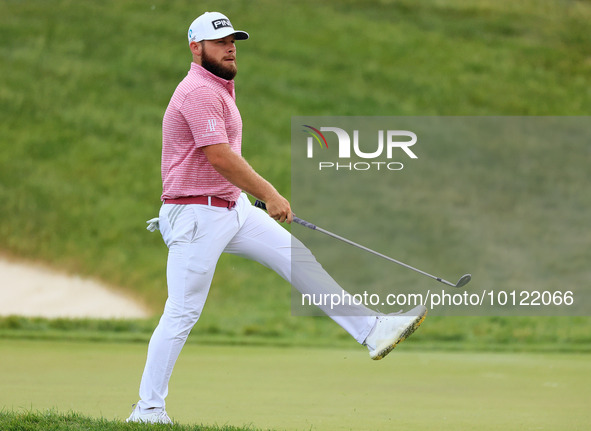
[180,87,229,148]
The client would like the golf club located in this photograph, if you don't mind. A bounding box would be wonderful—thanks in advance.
[254,200,471,288]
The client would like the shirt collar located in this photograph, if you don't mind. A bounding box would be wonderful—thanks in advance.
[190,62,235,98]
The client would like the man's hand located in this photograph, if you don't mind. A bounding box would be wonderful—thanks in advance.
[264,194,293,224]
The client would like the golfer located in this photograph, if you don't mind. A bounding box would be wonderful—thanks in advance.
[127,11,427,424]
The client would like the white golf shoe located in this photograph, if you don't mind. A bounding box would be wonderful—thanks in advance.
[364,305,427,360]
[126,403,173,424]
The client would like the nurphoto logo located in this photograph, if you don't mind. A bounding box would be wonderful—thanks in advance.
[302,124,418,172]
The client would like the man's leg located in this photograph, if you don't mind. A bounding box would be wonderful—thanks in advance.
[224,196,376,344]
[137,204,240,413]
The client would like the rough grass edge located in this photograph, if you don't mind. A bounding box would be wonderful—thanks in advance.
[1,315,590,353]
[0,409,273,431]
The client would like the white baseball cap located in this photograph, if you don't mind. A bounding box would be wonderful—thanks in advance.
[187,12,249,44]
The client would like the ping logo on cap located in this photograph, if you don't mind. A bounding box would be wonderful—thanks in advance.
[212,18,232,30]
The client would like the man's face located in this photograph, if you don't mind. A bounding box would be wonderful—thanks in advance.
[200,35,237,80]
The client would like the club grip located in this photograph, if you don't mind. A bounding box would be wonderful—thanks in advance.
[253,200,317,230]
[294,217,317,230]
[254,200,267,210]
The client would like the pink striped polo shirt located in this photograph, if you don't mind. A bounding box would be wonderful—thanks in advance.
[161,62,242,202]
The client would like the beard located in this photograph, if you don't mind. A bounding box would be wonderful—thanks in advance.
[201,46,237,81]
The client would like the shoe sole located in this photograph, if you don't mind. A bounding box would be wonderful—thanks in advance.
[371,308,427,360]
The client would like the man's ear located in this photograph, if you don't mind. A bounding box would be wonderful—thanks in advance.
[190,41,202,57]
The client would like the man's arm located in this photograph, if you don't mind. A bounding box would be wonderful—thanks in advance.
[202,143,292,223]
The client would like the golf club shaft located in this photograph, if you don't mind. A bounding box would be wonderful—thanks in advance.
[254,200,458,287]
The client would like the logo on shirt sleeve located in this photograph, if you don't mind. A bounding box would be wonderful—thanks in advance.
[206,119,217,132]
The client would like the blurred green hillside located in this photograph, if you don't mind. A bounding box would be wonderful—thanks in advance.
[1,0,589,343]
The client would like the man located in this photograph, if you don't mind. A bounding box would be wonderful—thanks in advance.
[127,11,427,425]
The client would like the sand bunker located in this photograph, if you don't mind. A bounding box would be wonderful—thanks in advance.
[0,257,149,319]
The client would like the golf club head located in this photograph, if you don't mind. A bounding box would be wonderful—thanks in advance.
[455,274,472,288]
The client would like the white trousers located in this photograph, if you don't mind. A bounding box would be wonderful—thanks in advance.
[137,194,376,411]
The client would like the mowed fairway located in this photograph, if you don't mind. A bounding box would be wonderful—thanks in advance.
[1,339,589,430]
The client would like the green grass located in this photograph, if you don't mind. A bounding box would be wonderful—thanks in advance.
[1,314,590,353]
[1,1,590,344]
[1,340,590,431]
[1,5,590,430]
[0,410,267,431]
